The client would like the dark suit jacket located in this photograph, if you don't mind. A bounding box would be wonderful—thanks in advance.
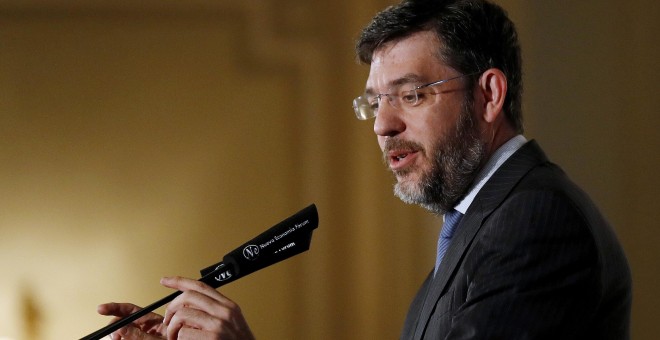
[401,140,631,340]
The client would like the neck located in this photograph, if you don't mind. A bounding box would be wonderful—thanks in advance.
[484,120,517,159]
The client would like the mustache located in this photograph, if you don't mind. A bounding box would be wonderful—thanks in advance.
[382,138,425,163]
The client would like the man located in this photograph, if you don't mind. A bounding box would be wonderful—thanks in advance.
[353,0,631,339]
[97,0,631,339]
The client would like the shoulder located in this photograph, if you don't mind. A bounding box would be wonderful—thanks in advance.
[485,158,605,247]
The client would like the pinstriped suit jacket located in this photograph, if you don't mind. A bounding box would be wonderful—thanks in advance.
[401,140,631,340]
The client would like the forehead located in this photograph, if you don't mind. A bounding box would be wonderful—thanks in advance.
[366,30,450,92]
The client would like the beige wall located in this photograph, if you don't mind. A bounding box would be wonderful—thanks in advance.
[0,1,657,339]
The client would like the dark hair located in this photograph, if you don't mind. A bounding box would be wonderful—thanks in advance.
[356,0,524,133]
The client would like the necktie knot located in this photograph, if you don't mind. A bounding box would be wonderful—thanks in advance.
[440,209,462,239]
[435,209,463,276]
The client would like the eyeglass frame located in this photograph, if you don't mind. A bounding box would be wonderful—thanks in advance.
[352,72,481,120]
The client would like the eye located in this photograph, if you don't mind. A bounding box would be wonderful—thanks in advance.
[410,87,434,106]
[414,92,427,101]
[367,96,379,110]
[400,90,418,105]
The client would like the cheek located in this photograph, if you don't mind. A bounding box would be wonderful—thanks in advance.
[410,117,449,148]
[418,104,462,138]
[377,136,387,151]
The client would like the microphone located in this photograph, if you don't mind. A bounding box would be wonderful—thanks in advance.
[80,204,318,340]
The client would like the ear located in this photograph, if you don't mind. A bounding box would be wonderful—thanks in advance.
[476,68,507,124]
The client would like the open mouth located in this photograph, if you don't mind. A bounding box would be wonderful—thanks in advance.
[383,138,424,172]
[389,150,418,170]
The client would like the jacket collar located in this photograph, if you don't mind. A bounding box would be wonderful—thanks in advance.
[411,140,549,340]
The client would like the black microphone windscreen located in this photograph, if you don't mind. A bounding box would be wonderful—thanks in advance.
[200,204,318,282]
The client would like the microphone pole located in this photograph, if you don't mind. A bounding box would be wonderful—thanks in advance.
[80,204,318,340]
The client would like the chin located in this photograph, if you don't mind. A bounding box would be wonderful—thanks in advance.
[393,180,421,202]
[395,175,419,190]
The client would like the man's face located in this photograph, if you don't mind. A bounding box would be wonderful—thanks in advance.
[365,30,485,214]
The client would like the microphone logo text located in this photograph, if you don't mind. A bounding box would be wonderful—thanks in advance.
[214,270,233,282]
[243,244,260,261]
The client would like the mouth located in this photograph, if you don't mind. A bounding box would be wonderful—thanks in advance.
[388,149,419,172]
[382,137,425,174]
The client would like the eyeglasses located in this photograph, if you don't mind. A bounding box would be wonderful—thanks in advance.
[352,72,479,120]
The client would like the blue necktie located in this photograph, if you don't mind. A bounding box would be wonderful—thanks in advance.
[434,209,463,276]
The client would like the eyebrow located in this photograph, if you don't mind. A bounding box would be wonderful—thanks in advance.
[365,73,425,95]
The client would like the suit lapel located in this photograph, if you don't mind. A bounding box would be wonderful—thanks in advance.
[412,140,548,340]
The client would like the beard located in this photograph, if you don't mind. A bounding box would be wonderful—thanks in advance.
[385,99,486,216]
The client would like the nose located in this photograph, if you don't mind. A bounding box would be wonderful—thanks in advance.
[373,97,406,137]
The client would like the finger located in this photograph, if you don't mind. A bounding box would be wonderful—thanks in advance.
[167,307,240,340]
[164,289,234,326]
[173,312,255,340]
[177,327,225,340]
[98,302,142,317]
[98,302,165,332]
[161,277,237,325]
[113,324,164,340]
[165,290,245,330]
[164,301,253,340]
[160,277,225,303]
[166,307,188,340]
[167,307,224,337]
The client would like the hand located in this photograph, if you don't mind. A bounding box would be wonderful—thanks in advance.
[161,276,255,340]
[97,277,254,340]
[97,302,167,339]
